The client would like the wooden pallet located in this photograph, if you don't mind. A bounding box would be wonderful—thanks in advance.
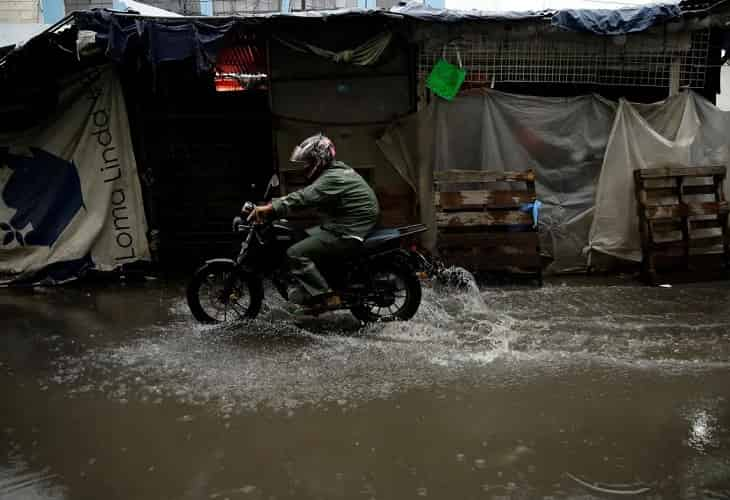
[434,169,542,282]
[634,165,730,284]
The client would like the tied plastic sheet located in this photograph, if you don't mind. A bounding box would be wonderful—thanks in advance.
[588,92,730,263]
[376,90,730,273]
[429,90,616,273]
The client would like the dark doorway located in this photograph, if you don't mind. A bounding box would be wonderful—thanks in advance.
[123,51,273,269]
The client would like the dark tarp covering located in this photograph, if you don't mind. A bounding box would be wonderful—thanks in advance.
[391,2,682,36]
[74,9,404,73]
[65,2,685,74]
[76,10,235,73]
[551,4,682,35]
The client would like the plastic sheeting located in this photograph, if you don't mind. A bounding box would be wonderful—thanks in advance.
[394,0,682,34]
[76,10,397,75]
[76,11,234,74]
[423,90,616,273]
[381,89,730,273]
[551,4,681,35]
[391,1,552,23]
[588,91,730,263]
[69,2,682,76]
[273,31,392,66]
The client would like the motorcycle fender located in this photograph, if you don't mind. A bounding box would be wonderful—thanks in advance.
[197,258,256,275]
[202,258,236,267]
[368,249,417,272]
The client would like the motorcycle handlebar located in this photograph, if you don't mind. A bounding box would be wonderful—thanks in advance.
[233,202,269,233]
[241,201,256,215]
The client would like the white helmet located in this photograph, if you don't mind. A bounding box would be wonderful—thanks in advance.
[289,133,336,181]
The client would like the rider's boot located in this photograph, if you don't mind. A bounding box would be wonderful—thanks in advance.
[299,292,342,316]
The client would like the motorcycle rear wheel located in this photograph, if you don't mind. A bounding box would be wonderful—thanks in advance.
[350,263,422,323]
[187,261,263,323]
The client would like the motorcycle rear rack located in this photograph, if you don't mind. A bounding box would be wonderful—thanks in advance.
[393,224,428,238]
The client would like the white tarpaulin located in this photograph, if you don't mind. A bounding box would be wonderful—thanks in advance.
[0,66,150,284]
[382,89,730,273]
[380,90,616,272]
[588,91,730,263]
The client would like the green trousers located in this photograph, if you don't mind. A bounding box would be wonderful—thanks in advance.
[286,226,361,298]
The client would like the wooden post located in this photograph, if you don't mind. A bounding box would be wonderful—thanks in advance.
[715,173,730,270]
[677,176,691,270]
[634,170,651,283]
[669,57,681,96]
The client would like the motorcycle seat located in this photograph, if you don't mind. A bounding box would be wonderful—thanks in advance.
[362,228,402,250]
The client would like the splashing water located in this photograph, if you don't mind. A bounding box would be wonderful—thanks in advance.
[45,268,524,413]
[42,272,730,414]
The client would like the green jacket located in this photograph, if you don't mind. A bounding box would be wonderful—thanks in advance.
[272,161,379,239]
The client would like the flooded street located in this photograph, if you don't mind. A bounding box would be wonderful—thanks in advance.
[2,276,730,499]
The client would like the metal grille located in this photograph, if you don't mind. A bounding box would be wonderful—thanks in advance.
[215,42,268,91]
[213,0,281,13]
[419,30,710,88]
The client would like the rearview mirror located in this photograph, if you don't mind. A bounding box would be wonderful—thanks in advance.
[263,173,280,200]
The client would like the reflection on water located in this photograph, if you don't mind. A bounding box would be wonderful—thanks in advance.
[689,408,718,454]
[0,452,64,500]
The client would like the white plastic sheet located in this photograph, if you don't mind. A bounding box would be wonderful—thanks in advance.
[427,90,616,272]
[588,91,730,263]
[382,89,730,273]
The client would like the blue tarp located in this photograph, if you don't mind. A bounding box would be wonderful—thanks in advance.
[392,1,683,35]
[76,11,234,73]
[551,4,682,35]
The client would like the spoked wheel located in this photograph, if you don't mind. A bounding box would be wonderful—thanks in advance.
[187,261,263,323]
[350,264,422,323]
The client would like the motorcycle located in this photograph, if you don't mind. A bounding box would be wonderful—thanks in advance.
[186,180,430,324]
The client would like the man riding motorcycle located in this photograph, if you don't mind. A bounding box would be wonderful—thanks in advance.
[248,134,380,309]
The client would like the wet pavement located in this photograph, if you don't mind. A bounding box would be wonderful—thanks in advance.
[2,274,730,499]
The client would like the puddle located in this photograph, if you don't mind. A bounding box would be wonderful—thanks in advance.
[2,273,730,500]
[27,270,730,414]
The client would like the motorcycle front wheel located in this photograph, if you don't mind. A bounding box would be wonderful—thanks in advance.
[350,262,422,323]
[187,261,263,323]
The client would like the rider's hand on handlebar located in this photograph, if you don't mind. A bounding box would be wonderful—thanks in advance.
[247,203,274,223]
